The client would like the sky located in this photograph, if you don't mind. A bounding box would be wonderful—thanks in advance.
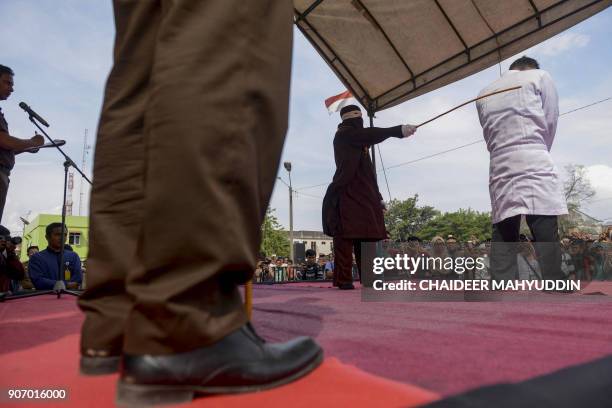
[0,1,610,236]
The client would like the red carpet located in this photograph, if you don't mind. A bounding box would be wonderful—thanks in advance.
[249,282,612,395]
[1,282,612,406]
[0,295,437,407]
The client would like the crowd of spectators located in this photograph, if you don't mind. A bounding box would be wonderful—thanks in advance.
[3,223,610,293]
[383,233,612,282]
[254,249,346,283]
[0,223,83,295]
[254,231,612,284]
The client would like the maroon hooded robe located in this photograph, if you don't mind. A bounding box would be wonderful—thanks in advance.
[322,119,403,239]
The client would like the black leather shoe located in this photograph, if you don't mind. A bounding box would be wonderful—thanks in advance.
[116,323,323,406]
[80,350,121,375]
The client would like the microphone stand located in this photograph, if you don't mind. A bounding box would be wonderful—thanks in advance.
[2,114,92,301]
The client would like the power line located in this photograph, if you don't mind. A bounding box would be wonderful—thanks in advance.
[581,195,612,204]
[296,182,328,191]
[295,191,323,199]
[381,139,483,171]
[293,95,611,191]
[559,96,611,116]
[276,177,290,189]
[377,145,392,201]
[381,95,612,172]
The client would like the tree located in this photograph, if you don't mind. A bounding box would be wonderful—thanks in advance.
[384,195,439,241]
[564,164,595,207]
[260,208,290,257]
[417,209,492,242]
[560,164,596,236]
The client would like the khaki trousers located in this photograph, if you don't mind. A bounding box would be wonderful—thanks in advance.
[78,0,293,355]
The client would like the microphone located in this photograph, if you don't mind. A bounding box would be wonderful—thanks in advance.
[19,102,50,127]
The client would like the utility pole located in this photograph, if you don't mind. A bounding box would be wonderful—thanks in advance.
[66,172,74,216]
[19,211,31,251]
[79,129,92,215]
[283,162,294,263]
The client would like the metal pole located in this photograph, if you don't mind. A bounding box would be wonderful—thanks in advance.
[244,279,253,319]
[288,172,294,263]
[368,109,375,168]
[58,160,70,298]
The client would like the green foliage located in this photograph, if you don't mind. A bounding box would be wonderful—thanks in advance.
[417,208,492,242]
[260,208,290,257]
[384,195,439,241]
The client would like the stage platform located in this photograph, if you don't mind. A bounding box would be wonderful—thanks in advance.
[1,282,612,407]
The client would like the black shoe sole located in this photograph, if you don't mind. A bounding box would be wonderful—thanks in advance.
[80,355,121,376]
[115,350,324,407]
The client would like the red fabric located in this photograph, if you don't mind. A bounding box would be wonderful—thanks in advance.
[0,296,438,408]
[2,283,611,405]
[249,281,612,396]
[324,90,353,109]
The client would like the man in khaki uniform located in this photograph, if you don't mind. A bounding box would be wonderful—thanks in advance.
[77,1,321,405]
[0,64,45,222]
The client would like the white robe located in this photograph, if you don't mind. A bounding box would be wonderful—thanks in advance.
[476,69,568,224]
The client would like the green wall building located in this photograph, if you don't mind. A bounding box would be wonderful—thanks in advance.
[20,214,89,262]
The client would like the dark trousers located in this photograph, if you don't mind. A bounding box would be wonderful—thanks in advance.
[333,237,377,286]
[491,214,563,281]
[0,170,9,222]
[78,0,293,355]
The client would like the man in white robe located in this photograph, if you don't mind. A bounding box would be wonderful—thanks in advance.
[476,56,567,281]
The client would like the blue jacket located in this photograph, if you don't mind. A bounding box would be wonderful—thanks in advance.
[28,247,82,290]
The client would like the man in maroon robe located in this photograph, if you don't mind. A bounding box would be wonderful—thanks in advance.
[322,105,416,289]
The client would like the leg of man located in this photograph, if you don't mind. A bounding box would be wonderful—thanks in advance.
[121,0,295,354]
[490,215,521,281]
[0,170,9,222]
[355,240,377,287]
[109,2,320,404]
[78,0,160,372]
[81,2,322,394]
[526,215,563,280]
[334,236,354,286]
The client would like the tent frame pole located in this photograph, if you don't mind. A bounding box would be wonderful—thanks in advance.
[368,106,375,168]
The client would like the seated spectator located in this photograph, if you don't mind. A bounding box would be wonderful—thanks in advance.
[287,259,295,280]
[262,258,274,281]
[474,243,491,280]
[324,254,334,280]
[517,241,542,280]
[568,239,591,281]
[317,254,326,267]
[446,235,460,257]
[29,223,82,290]
[351,254,359,281]
[590,242,609,281]
[301,249,322,280]
[0,225,25,292]
[273,258,287,282]
[430,236,449,278]
[254,260,264,283]
[20,245,39,290]
[559,239,574,279]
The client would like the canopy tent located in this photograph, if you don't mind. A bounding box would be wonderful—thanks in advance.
[294,0,611,113]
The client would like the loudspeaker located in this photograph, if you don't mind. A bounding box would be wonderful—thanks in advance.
[293,242,306,264]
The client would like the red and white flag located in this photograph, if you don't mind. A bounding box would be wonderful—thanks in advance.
[324,90,357,114]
